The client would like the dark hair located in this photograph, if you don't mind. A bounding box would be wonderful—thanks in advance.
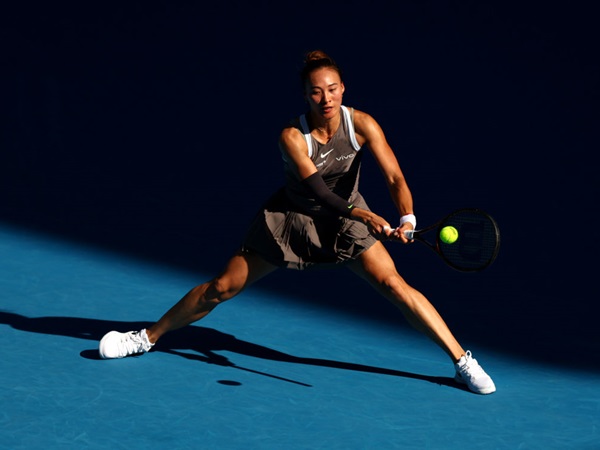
[300,50,343,87]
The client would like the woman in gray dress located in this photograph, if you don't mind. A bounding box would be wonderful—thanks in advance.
[98,50,496,395]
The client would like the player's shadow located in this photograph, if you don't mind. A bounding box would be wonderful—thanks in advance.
[0,310,467,392]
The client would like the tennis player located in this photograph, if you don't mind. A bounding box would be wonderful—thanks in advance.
[99,50,496,395]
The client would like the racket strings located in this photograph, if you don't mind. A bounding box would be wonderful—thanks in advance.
[438,210,500,272]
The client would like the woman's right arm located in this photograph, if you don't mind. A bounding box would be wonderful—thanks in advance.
[279,127,392,236]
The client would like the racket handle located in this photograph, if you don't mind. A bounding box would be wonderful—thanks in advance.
[384,227,415,239]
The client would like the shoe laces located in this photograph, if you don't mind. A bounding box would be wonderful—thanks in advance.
[121,331,149,355]
[459,351,485,378]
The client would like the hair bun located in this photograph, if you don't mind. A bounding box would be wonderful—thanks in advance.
[300,50,342,85]
[304,50,330,63]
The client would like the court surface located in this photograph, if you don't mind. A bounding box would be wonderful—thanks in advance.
[1,224,598,450]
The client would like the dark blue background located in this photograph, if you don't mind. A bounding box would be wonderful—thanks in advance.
[2,2,598,369]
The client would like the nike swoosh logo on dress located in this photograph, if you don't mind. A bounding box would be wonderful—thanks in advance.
[320,149,334,158]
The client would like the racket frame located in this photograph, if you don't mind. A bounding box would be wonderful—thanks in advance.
[402,208,500,272]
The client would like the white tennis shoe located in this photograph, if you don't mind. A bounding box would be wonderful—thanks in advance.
[454,350,496,394]
[99,329,154,359]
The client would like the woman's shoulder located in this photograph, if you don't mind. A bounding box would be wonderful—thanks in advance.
[279,118,305,147]
[278,115,302,133]
[350,107,373,122]
[350,108,378,134]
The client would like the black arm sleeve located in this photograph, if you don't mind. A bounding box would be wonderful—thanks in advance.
[302,172,355,218]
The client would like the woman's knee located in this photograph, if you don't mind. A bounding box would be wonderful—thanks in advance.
[372,272,414,306]
[204,274,245,303]
[379,272,405,294]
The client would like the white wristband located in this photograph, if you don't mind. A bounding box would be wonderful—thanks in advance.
[399,213,416,229]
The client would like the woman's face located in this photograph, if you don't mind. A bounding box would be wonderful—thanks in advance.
[304,67,345,120]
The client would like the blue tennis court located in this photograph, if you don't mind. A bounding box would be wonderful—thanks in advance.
[1,224,598,449]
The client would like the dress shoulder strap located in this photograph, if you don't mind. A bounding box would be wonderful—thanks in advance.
[340,105,361,151]
[299,114,313,158]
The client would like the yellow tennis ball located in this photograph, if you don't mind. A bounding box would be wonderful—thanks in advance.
[439,226,459,244]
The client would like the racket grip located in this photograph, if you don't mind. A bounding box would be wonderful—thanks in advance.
[384,227,415,239]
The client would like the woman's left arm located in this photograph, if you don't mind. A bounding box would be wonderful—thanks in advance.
[354,110,415,240]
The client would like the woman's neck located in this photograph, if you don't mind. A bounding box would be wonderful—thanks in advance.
[310,112,341,142]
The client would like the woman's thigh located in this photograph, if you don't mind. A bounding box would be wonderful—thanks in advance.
[214,250,279,298]
[347,241,401,286]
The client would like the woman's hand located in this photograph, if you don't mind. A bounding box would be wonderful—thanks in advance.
[350,208,394,240]
[386,222,415,244]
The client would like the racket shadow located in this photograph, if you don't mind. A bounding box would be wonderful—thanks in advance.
[0,310,466,392]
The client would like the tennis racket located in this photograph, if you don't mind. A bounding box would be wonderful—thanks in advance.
[388,208,501,272]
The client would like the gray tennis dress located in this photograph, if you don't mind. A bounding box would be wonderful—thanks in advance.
[242,105,377,270]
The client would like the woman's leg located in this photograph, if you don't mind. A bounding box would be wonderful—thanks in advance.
[347,242,497,394]
[99,251,277,359]
[347,241,465,362]
[147,251,278,343]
